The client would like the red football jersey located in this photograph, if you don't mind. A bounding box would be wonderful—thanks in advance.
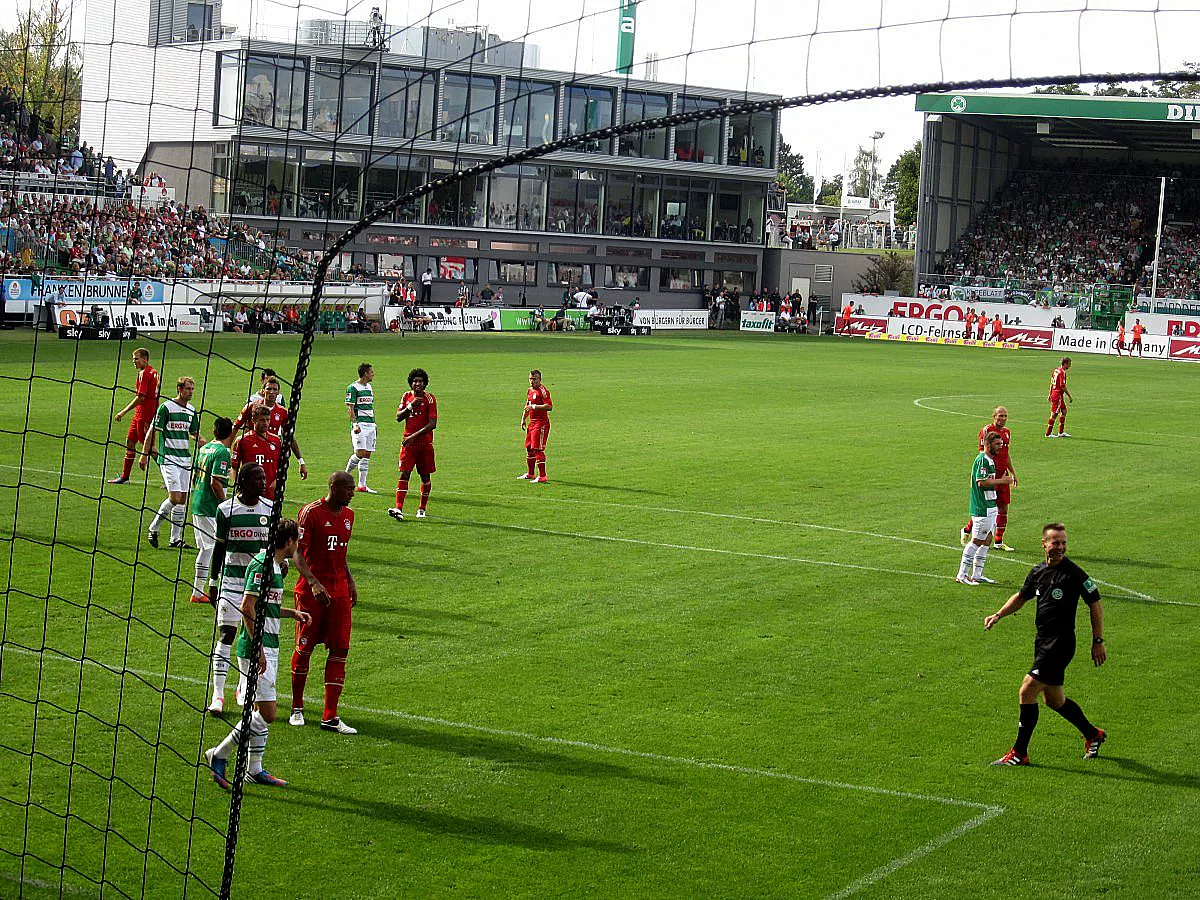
[235,431,282,498]
[1050,366,1067,394]
[399,391,438,446]
[978,424,1012,473]
[1132,324,1145,340]
[527,385,552,425]
[296,498,354,600]
[235,400,289,434]
[134,365,159,419]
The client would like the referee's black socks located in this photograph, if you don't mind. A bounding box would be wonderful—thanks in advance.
[1053,698,1097,738]
[1013,703,1039,756]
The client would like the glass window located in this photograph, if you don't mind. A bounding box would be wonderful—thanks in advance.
[548,263,593,288]
[232,143,300,217]
[378,68,436,139]
[440,74,497,144]
[428,160,488,228]
[604,265,649,289]
[675,96,723,163]
[547,244,595,255]
[243,56,307,130]
[186,3,213,41]
[313,62,374,135]
[548,167,603,235]
[377,254,415,277]
[659,267,700,290]
[619,91,669,159]
[728,112,775,167]
[719,270,753,291]
[428,256,476,282]
[715,180,765,243]
[604,171,657,237]
[489,260,538,285]
[606,246,651,258]
[491,241,537,252]
[658,177,711,240]
[503,79,556,148]
[564,85,613,154]
[365,233,417,246]
[216,52,242,125]
[430,237,479,248]
[490,165,547,230]
[299,149,362,219]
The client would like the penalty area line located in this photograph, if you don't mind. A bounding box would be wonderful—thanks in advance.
[7,644,1004,899]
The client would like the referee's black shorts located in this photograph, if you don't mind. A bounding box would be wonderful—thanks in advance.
[1028,636,1075,687]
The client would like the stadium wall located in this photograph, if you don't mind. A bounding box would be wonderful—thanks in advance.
[762,248,876,318]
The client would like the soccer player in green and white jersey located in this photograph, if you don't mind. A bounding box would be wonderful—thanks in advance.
[205,518,310,789]
[344,363,377,493]
[957,431,1014,586]
[189,417,235,604]
[139,376,200,549]
[206,463,272,714]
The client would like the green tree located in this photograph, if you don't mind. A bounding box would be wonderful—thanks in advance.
[817,175,842,207]
[851,251,914,294]
[0,0,81,136]
[776,138,814,204]
[883,141,921,227]
[847,145,878,200]
[1035,83,1086,95]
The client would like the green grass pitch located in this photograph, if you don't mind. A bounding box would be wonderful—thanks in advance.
[1,328,1198,899]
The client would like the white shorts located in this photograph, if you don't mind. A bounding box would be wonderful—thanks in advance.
[160,463,191,494]
[216,588,245,628]
[235,647,278,704]
[193,515,216,553]
[351,423,377,452]
[970,508,999,541]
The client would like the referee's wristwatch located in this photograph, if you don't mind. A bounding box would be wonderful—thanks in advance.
[1092,637,1105,645]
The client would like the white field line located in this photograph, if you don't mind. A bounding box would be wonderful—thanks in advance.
[5,645,1005,899]
[0,871,90,896]
[0,463,1188,607]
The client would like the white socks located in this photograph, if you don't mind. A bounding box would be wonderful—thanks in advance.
[211,641,231,703]
[958,543,978,579]
[169,503,185,543]
[149,498,174,534]
[213,709,269,775]
[345,453,358,473]
[357,456,370,488]
[972,545,990,580]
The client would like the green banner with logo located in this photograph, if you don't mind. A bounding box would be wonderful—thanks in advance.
[498,309,588,331]
[616,0,637,75]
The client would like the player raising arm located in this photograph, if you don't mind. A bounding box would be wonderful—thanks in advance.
[140,376,200,548]
[205,518,311,789]
[344,363,378,494]
[1045,356,1073,438]
[985,522,1107,766]
[388,368,437,521]
[108,347,159,484]
[519,369,552,483]
[289,472,359,734]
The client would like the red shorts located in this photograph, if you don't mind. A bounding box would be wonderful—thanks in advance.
[127,416,152,444]
[525,421,550,452]
[399,442,436,475]
[1049,393,1066,414]
[995,484,1011,506]
[294,589,353,649]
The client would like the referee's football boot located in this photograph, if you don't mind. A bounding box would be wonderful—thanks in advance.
[1083,728,1107,759]
[990,749,1030,767]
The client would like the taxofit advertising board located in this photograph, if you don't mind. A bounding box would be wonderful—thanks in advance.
[739,310,777,332]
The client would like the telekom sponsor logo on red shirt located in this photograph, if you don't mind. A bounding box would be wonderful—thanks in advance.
[1168,337,1200,361]
[1001,328,1053,349]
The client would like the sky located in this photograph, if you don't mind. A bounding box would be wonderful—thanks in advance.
[6,0,1200,187]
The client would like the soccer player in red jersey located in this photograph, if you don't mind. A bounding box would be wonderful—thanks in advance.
[1115,323,1127,357]
[519,369,552,483]
[990,314,1004,342]
[1046,357,1073,438]
[289,471,358,734]
[962,406,1019,551]
[233,405,283,500]
[1130,319,1145,357]
[108,347,159,483]
[964,309,977,339]
[387,368,438,521]
[233,377,308,482]
[975,313,987,341]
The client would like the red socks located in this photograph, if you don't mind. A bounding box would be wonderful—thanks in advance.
[121,450,135,479]
[395,478,409,509]
[323,654,347,721]
[290,647,312,708]
[536,451,547,479]
[526,455,536,477]
[995,513,1008,543]
[419,481,430,510]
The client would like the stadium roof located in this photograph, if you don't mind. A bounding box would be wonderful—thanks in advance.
[916,92,1200,154]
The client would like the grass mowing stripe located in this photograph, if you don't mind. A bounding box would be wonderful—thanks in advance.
[0,463,1186,607]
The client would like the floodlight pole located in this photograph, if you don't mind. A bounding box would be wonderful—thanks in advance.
[1150,176,1166,303]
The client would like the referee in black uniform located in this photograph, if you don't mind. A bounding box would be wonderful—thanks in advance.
[984,522,1107,766]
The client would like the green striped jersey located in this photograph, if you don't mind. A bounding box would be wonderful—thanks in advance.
[346,381,375,424]
[153,398,199,468]
[215,495,273,604]
[235,550,284,654]
[968,451,998,517]
[190,440,232,517]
